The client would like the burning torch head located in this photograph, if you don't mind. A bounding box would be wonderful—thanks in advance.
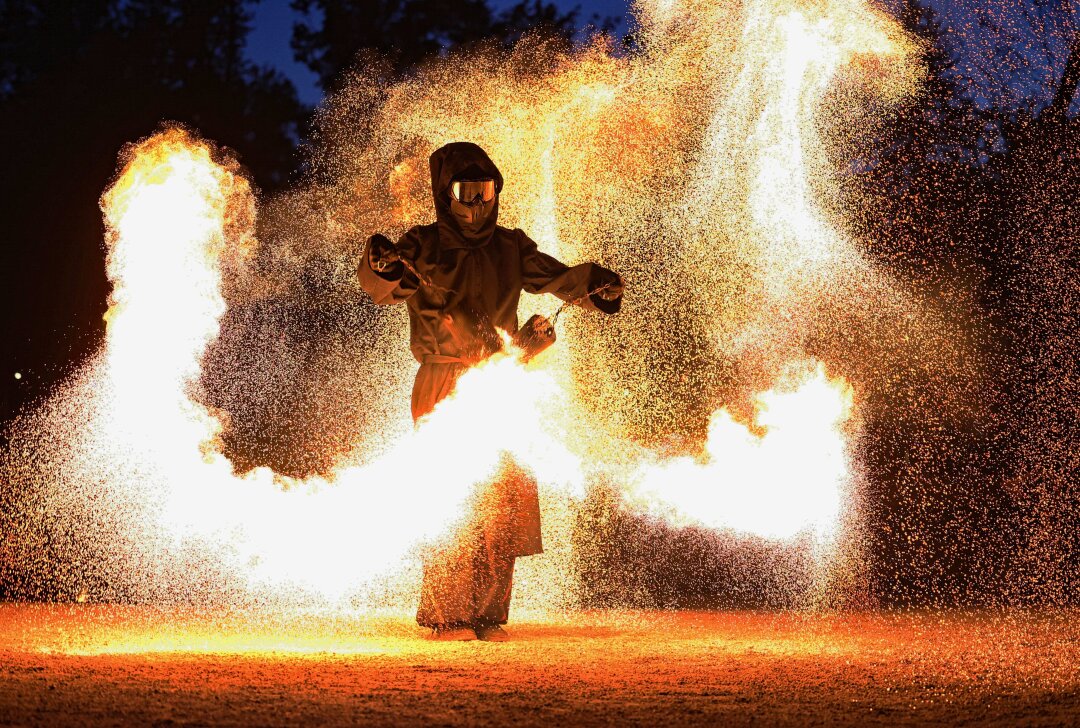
[512,314,557,363]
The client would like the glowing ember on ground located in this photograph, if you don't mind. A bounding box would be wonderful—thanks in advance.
[1,604,1078,725]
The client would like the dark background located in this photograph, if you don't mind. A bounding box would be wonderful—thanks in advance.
[0,0,1076,607]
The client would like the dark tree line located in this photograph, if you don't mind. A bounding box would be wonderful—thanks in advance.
[292,0,593,90]
[839,0,1080,605]
[1,0,300,431]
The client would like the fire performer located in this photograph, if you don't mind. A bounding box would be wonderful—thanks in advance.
[358,142,623,641]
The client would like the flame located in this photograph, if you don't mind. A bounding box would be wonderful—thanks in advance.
[627,363,855,541]
[97,152,576,597]
[92,133,854,586]
[14,0,923,607]
[101,129,245,455]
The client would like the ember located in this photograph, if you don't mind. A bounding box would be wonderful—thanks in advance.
[6,0,919,609]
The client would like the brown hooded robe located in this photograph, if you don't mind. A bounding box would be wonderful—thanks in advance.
[358,142,621,627]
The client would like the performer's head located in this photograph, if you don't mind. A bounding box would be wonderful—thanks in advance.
[429,142,503,242]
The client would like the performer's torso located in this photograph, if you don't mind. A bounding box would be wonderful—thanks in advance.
[403,223,525,363]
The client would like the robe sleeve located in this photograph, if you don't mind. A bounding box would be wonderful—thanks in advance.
[356,227,421,305]
[517,229,621,314]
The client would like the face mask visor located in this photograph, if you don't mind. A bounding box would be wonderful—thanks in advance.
[450,178,497,205]
[448,178,497,227]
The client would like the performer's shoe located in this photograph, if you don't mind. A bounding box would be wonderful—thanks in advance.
[474,624,510,642]
[429,625,477,641]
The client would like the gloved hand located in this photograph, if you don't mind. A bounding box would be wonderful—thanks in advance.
[367,234,401,274]
[592,268,624,301]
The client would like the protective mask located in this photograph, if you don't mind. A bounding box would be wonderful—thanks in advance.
[450,197,494,227]
[448,178,497,228]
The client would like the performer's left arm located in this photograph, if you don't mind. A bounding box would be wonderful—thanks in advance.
[516,230,623,314]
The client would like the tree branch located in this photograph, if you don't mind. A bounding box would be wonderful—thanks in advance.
[1045,3,1080,121]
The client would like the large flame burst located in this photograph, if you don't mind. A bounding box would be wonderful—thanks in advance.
[9,0,921,611]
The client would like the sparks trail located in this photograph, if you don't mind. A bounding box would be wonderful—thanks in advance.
[3,0,922,607]
[400,257,456,297]
[551,283,614,326]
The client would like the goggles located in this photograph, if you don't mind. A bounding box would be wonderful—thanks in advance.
[450,178,497,205]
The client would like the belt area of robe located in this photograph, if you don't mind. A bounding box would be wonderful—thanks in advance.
[423,354,467,365]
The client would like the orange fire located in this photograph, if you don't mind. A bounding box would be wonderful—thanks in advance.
[90,127,858,600]
[47,0,919,607]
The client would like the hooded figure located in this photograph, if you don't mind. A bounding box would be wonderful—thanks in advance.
[358,142,622,640]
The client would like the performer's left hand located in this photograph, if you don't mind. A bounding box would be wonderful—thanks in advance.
[594,269,624,301]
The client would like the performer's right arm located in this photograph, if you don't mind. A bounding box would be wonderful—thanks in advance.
[357,229,420,305]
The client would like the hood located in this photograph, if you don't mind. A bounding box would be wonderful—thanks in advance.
[429,142,504,249]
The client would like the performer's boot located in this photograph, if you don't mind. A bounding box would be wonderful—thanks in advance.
[474,623,509,642]
[429,623,477,641]
[473,553,515,641]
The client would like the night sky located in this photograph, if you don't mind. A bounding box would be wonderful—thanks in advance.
[247,1,1079,112]
[247,0,632,105]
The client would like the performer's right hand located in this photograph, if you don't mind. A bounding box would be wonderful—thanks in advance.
[368,234,401,273]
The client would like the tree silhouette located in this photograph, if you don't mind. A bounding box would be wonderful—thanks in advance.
[291,0,585,90]
[836,0,1080,605]
[0,0,306,430]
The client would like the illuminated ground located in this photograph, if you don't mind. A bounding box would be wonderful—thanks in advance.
[1,605,1078,725]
